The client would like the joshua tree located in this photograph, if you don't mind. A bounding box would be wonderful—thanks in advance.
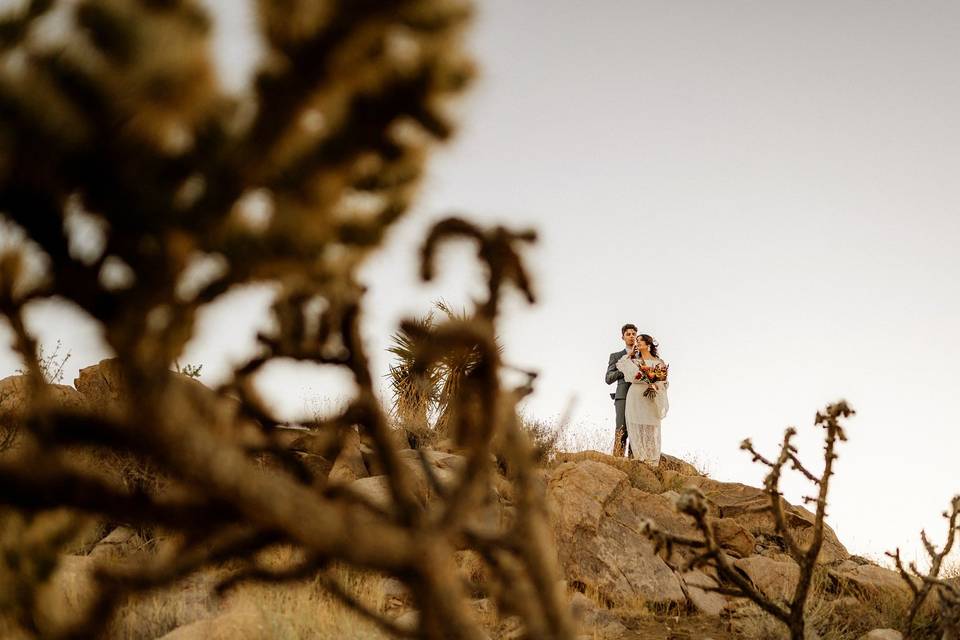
[0,2,574,638]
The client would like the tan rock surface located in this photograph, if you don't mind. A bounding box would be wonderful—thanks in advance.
[659,454,702,477]
[546,459,685,608]
[88,526,147,560]
[657,468,683,492]
[156,607,268,640]
[681,570,728,616]
[553,450,663,494]
[34,555,97,633]
[682,476,848,562]
[829,563,915,608]
[328,428,369,484]
[0,375,87,416]
[733,555,800,603]
[1,375,87,456]
[74,359,265,446]
[349,474,419,513]
[707,516,756,558]
[859,630,903,640]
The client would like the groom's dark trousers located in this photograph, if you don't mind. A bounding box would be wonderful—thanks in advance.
[606,349,632,457]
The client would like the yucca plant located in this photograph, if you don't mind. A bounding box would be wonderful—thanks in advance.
[388,311,441,433]
[387,300,503,439]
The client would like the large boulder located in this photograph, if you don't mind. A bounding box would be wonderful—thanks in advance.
[346,450,487,524]
[658,454,703,477]
[73,359,128,412]
[349,474,424,513]
[0,375,87,415]
[708,516,756,558]
[88,526,148,560]
[546,459,686,608]
[733,555,800,603]
[681,476,848,562]
[327,428,369,484]
[0,375,87,454]
[553,451,662,494]
[828,563,916,608]
[74,359,264,446]
[680,570,728,616]
[349,456,458,512]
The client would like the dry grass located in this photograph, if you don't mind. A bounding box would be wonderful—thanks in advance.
[219,563,392,640]
[945,559,960,580]
[100,548,395,640]
[730,567,941,640]
[671,449,715,477]
[556,421,612,454]
[517,414,568,464]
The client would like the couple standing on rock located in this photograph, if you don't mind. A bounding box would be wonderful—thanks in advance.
[605,324,670,465]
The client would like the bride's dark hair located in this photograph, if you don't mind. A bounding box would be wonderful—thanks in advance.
[638,334,660,358]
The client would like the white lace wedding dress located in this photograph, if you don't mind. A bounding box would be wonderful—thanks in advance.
[615,355,670,464]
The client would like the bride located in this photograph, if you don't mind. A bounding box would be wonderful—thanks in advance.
[615,333,670,465]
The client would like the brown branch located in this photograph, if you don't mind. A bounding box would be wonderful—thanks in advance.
[887,494,960,638]
[643,402,855,640]
[640,490,791,622]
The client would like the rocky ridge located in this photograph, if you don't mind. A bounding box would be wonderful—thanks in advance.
[0,360,922,639]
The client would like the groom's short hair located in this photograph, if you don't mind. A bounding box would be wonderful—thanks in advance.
[621,323,638,335]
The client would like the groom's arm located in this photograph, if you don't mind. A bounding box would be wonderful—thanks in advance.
[605,353,623,385]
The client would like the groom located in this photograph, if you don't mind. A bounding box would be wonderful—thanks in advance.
[606,323,637,457]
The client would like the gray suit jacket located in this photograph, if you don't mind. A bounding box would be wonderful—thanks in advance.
[606,349,630,400]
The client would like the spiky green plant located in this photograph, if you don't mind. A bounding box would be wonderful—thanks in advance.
[387,300,503,438]
[387,311,441,432]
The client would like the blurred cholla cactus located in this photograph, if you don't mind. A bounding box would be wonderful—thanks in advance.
[0,1,575,639]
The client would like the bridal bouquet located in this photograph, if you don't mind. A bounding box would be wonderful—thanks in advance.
[635,362,669,397]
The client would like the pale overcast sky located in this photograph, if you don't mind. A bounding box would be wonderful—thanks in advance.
[2,1,959,565]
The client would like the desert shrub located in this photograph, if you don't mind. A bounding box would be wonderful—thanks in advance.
[554,420,613,454]
[2,340,72,452]
[517,415,567,464]
[945,562,960,579]
[17,341,71,385]
[732,566,941,640]
[174,362,203,380]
